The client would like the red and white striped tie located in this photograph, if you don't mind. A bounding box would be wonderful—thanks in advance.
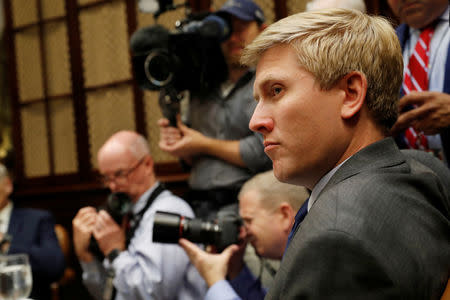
[401,26,435,150]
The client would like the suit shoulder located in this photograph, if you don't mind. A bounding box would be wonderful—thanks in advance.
[13,207,53,219]
[312,163,449,235]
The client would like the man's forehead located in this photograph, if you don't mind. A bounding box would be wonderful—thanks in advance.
[255,45,301,77]
[239,190,263,212]
[98,148,134,171]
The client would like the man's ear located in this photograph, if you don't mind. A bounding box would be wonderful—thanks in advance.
[144,155,154,172]
[4,177,13,197]
[339,71,367,119]
[278,203,295,232]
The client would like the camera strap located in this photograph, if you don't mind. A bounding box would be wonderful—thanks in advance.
[126,183,165,246]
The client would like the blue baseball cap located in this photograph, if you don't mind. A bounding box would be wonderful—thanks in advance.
[216,0,265,24]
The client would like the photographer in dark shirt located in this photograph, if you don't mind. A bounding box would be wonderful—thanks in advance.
[158,0,272,220]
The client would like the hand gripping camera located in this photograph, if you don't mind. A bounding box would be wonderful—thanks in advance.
[88,192,132,259]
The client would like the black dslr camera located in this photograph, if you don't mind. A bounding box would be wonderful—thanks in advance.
[153,209,241,251]
[89,192,132,259]
[130,7,230,126]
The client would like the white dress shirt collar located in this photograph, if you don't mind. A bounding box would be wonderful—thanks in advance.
[132,182,161,215]
[308,158,350,211]
[0,201,13,233]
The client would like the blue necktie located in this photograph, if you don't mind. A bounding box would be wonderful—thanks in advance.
[285,198,309,252]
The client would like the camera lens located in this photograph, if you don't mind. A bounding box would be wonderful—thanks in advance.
[152,211,187,243]
[152,211,240,251]
[144,51,173,87]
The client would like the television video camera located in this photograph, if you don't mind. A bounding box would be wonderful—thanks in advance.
[152,209,242,251]
[89,192,132,259]
[130,3,230,126]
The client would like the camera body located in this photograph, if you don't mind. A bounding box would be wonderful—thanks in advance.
[88,192,132,259]
[153,209,241,251]
[130,13,230,125]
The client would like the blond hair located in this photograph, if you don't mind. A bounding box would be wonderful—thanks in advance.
[241,9,403,132]
[239,170,309,212]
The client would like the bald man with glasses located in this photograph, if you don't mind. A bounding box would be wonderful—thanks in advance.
[72,130,206,300]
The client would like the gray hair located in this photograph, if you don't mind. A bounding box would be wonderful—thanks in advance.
[239,170,309,212]
[128,133,151,160]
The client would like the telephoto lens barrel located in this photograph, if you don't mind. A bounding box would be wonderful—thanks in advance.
[152,211,240,251]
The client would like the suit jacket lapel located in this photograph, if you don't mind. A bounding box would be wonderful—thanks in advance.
[317,138,405,202]
[396,23,409,51]
[7,209,23,240]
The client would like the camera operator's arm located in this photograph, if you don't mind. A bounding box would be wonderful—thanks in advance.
[159,117,246,167]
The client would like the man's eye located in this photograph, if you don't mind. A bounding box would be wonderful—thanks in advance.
[114,170,124,177]
[272,86,283,96]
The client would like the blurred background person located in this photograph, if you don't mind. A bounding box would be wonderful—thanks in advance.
[158,0,272,221]
[306,0,366,12]
[0,162,65,300]
[180,170,309,300]
[72,130,206,300]
[388,0,450,166]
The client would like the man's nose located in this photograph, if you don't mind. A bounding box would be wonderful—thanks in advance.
[249,104,274,133]
[108,181,118,192]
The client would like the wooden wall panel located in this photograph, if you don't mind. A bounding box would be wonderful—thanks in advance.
[86,85,136,169]
[79,1,131,88]
[43,21,72,96]
[14,27,44,102]
[20,102,51,177]
[49,98,78,174]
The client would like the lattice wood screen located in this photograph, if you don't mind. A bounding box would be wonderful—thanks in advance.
[5,0,297,185]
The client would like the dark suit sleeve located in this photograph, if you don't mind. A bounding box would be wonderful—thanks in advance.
[267,231,402,300]
[229,264,267,300]
[9,211,65,282]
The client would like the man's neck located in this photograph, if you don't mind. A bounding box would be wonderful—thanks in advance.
[132,180,157,204]
[0,199,10,211]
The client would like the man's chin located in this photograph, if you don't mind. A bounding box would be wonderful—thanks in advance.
[252,245,264,257]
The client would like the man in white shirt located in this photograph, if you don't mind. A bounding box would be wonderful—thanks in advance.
[72,130,206,300]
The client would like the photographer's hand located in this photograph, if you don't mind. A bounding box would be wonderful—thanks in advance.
[159,116,246,167]
[73,206,97,262]
[158,117,193,163]
[158,117,183,146]
[158,116,206,159]
[93,210,126,256]
[179,238,240,287]
[227,227,248,280]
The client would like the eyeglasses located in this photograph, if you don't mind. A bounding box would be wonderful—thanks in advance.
[100,156,146,186]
